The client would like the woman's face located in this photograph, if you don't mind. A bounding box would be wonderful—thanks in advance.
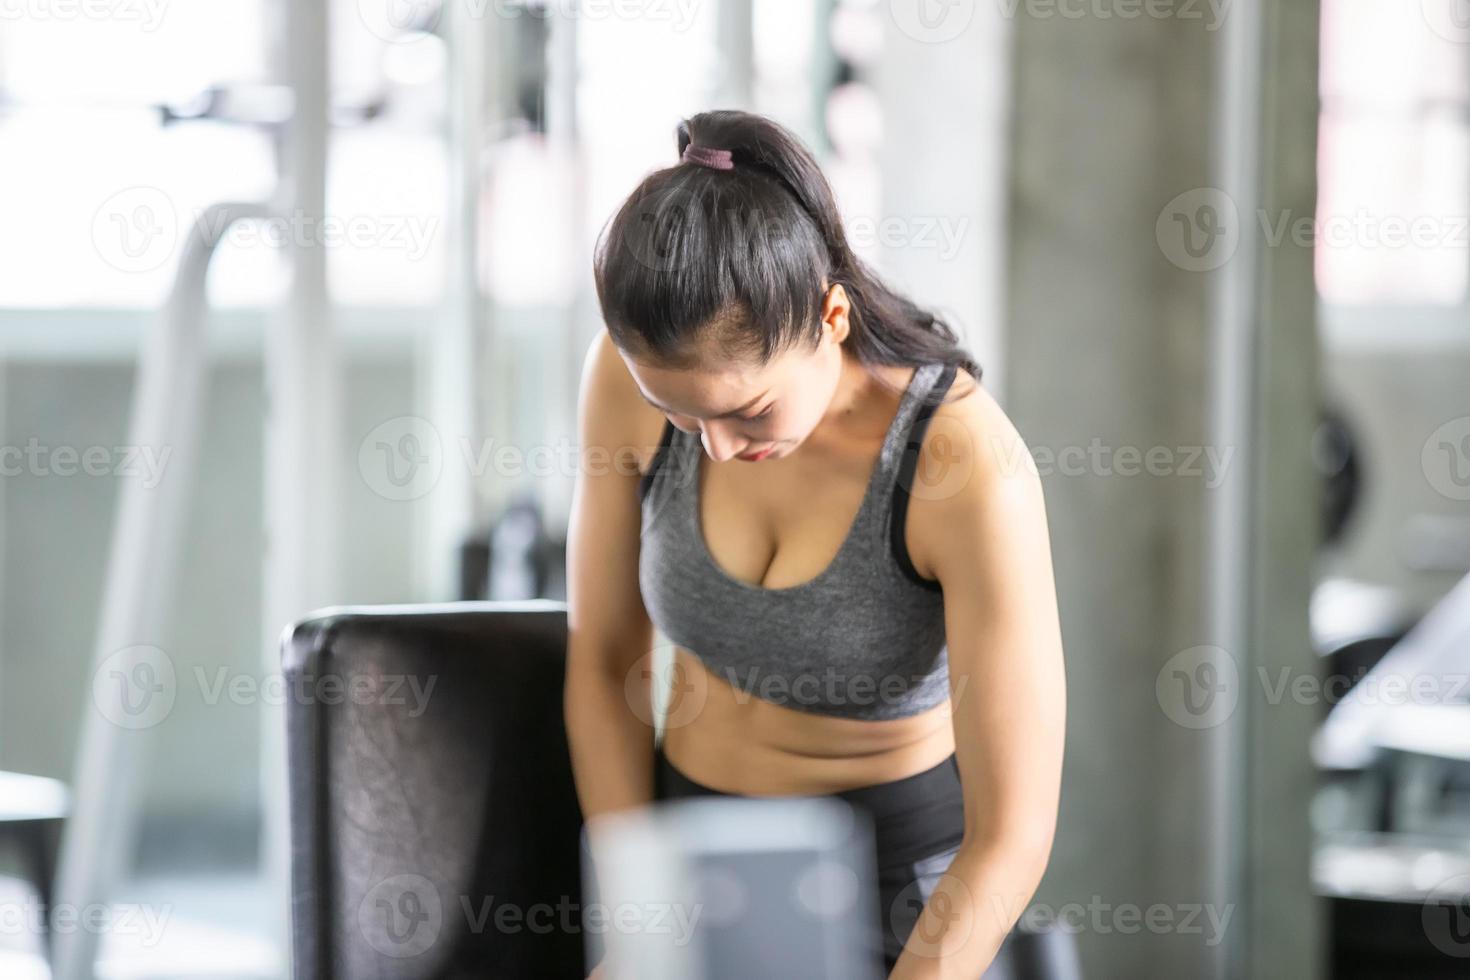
[623,286,851,463]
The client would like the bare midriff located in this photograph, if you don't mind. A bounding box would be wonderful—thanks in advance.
[658,646,956,796]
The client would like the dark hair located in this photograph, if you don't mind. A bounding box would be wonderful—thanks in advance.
[592,109,981,404]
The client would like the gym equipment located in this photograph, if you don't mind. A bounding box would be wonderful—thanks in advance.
[281,601,585,979]
[586,795,883,979]
[1313,572,1470,969]
[0,771,68,955]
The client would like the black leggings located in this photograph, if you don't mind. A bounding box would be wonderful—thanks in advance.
[652,742,968,974]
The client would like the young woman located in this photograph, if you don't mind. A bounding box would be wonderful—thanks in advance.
[565,110,1066,979]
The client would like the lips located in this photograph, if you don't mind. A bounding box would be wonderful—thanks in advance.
[738,447,774,461]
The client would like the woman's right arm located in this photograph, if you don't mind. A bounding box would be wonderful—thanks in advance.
[564,328,660,822]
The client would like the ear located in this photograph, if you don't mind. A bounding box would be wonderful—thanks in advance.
[820,282,852,344]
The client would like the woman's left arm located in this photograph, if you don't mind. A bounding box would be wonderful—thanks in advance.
[888,393,1067,980]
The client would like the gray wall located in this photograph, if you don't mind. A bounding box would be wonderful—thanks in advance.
[0,342,417,833]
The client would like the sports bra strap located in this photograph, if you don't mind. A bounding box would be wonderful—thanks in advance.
[638,416,679,503]
[889,362,959,592]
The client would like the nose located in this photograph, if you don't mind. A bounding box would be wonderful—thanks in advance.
[701,421,746,462]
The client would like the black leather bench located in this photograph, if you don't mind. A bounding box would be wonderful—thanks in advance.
[282,601,586,980]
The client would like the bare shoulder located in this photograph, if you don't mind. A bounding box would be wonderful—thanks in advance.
[905,366,1047,579]
[578,329,669,476]
[929,367,1040,493]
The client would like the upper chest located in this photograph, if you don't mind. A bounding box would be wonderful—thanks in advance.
[694,436,886,591]
[635,367,964,592]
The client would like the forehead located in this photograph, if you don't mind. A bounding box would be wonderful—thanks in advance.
[623,355,778,418]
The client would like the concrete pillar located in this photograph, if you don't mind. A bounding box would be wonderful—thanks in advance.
[996,1,1323,977]
[878,1,1010,395]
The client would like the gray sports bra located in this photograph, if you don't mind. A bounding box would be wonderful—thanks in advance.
[637,361,958,721]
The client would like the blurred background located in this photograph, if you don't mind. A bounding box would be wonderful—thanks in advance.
[0,0,1468,977]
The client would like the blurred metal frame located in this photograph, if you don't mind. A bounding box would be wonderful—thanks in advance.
[421,0,495,601]
[50,1,339,977]
[49,200,274,980]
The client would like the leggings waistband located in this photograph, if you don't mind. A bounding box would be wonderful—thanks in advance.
[652,744,966,866]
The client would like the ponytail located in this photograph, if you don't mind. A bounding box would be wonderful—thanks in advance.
[594,109,981,403]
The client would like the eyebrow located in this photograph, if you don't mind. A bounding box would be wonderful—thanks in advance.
[639,389,770,419]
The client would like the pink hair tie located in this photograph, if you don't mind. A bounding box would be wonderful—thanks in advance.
[682,143,734,171]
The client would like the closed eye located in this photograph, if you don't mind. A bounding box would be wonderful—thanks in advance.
[744,406,774,421]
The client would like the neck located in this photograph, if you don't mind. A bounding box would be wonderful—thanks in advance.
[819,352,908,439]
